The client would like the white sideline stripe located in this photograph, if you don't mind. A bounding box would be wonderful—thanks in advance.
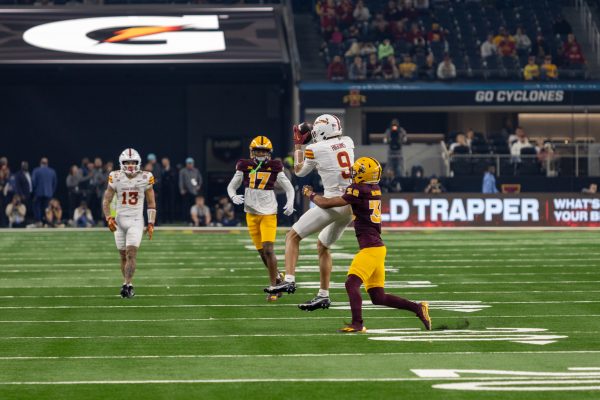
[1,314,600,324]
[0,334,357,340]
[2,351,600,361]
[1,280,599,289]
[1,300,599,310]
[0,377,557,386]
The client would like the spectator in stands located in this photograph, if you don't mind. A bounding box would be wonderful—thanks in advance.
[89,157,105,220]
[563,33,585,65]
[45,198,64,228]
[495,27,516,57]
[582,183,598,194]
[214,196,238,227]
[400,2,419,21]
[391,20,408,42]
[5,195,26,228]
[353,1,371,35]
[514,27,531,55]
[523,56,540,80]
[319,0,337,39]
[0,158,9,227]
[415,0,430,11]
[371,13,390,42]
[553,15,572,36]
[482,165,499,194]
[73,200,94,228]
[466,129,475,148]
[531,34,550,61]
[347,25,361,42]
[382,55,399,80]
[179,157,202,221]
[384,0,402,22]
[383,119,407,177]
[13,161,32,209]
[161,157,178,224]
[32,157,57,226]
[190,195,211,227]
[510,127,534,161]
[327,55,347,81]
[147,153,163,184]
[411,36,428,57]
[481,34,497,59]
[349,56,367,81]
[345,41,362,58]
[366,53,383,79]
[424,176,446,194]
[449,133,470,155]
[330,26,344,45]
[437,55,456,80]
[66,165,83,220]
[419,53,436,80]
[537,140,557,176]
[336,0,354,30]
[541,56,559,80]
[378,38,395,61]
[406,23,423,45]
[398,55,417,80]
[427,23,445,44]
[360,42,377,56]
[380,169,402,193]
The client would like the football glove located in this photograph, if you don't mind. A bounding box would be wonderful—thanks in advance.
[302,185,314,197]
[293,122,312,145]
[106,216,117,232]
[283,203,295,216]
[231,194,245,205]
[146,223,154,240]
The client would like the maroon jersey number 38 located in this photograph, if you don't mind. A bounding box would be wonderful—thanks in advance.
[342,182,385,249]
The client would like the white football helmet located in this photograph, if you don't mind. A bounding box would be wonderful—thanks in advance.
[311,114,342,142]
[119,148,142,175]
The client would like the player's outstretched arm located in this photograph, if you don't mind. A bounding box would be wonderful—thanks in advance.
[227,171,244,205]
[277,172,295,216]
[302,185,348,209]
[145,188,156,240]
[102,186,117,232]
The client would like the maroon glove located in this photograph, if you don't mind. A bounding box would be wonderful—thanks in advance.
[293,122,312,145]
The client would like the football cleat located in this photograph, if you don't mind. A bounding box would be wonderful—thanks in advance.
[126,285,135,299]
[416,301,432,330]
[337,324,367,333]
[264,280,296,295]
[298,296,331,311]
[120,284,129,298]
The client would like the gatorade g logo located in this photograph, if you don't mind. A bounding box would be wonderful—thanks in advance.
[23,15,225,56]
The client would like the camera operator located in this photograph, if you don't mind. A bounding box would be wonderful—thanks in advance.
[424,176,446,194]
[383,118,408,177]
[5,194,26,228]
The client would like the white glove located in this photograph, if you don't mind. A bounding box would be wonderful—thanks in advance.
[231,195,245,205]
[283,203,295,216]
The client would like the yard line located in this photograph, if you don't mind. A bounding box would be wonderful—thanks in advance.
[1,315,600,324]
[1,350,600,361]
[0,333,357,340]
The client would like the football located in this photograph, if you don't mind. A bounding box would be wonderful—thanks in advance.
[297,121,313,144]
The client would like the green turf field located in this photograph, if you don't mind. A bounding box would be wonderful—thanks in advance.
[0,229,599,400]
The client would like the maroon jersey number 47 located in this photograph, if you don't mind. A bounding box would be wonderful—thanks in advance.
[341,182,385,249]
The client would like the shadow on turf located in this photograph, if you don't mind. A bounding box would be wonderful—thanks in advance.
[433,319,470,331]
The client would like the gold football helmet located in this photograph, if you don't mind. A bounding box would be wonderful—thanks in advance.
[351,157,382,184]
[249,136,273,162]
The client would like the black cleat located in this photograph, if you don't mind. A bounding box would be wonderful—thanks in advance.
[264,280,296,295]
[120,285,129,298]
[126,285,135,299]
[298,296,331,311]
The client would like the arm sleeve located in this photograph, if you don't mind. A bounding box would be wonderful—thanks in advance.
[295,157,317,177]
[227,171,244,199]
[276,172,295,206]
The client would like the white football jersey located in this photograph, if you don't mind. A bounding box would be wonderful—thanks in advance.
[108,170,154,219]
[297,136,355,197]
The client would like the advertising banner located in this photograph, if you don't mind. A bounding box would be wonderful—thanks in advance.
[0,6,285,64]
[380,194,600,227]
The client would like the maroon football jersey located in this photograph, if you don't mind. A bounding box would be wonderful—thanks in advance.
[342,182,385,249]
[236,159,283,191]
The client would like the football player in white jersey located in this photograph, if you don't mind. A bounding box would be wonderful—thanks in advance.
[102,148,156,298]
[265,114,354,311]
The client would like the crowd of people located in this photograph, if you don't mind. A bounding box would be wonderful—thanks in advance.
[319,0,585,82]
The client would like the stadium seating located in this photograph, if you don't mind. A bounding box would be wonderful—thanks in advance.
[318,0,586,81]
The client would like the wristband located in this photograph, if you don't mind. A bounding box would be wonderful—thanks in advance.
[309,193,317,202]
[147,208,156,224]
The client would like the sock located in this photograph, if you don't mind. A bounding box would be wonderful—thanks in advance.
[127,283,132,287]
[345,274,364,326]
[285,274,295,283]
[123,282,127,286]
[318,289,329,298]
[368,287,420,314]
